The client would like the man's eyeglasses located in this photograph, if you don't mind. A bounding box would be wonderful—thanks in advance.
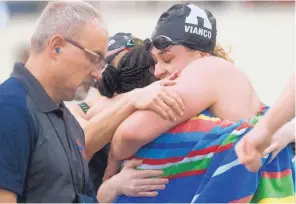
[65,37,106,70]
[152,35,179,50]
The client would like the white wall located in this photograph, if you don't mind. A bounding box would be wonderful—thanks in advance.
[0,2,294,105]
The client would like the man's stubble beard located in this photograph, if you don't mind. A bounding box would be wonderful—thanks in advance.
[74,83,91,101]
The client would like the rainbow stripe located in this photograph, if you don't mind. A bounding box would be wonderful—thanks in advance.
[251,169,295,203]
[114,107,295,203]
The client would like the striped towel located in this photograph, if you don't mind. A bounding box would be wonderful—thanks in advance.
[114,106,295,203]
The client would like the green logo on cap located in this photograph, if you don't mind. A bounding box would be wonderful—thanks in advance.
[126,38,135,47]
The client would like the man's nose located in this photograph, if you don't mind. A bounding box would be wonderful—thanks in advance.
[91,69,102,80]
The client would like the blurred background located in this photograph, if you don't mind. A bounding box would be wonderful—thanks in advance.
[0,1,294,105]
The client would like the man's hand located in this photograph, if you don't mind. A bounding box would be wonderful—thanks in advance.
[108,159,168,197]
[236,74,295,172]
[263,120,295,161]
[235,124,271,172]
[129,72,185,121]
[236,120,295,172]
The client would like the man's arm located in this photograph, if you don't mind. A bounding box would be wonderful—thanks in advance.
[111,57,223,160]
[235,73,295,172]
[0,189,16,203]
[257,73,295,134]
[0,104,34,202]
[263,119,295,160]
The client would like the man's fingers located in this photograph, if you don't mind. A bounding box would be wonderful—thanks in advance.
[136,185,166,192]
[124,159,143,169]
[271,150,280,161]
[135,169,164,178]
[136,178,169,186]
[135,191,158,197]
[263,143,278,157]
[243,152,263,172]
[155,97,176,121]
[246,148,264,172]
[236,138,258,165]
[235,139,249,163]
[245,159,262,172]
[240,139,263,172]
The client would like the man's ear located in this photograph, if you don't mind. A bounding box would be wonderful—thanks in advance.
[48,34,66,59]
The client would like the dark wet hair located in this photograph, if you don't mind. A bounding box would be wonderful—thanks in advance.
[96,39,158,98]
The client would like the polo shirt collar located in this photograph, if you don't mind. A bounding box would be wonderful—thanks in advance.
[11,62,59,113]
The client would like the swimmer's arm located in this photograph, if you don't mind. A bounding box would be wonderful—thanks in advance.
[85,94,125,119]
[67,93,130,160]
[111,60,220,160]
[67,93,98,125]
[67,103,88,127]
[83,94,137,160]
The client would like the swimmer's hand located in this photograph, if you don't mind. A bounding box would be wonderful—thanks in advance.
[130,71,184,121]
[97,159,168,202]
[103,151,122,182]
[159,70,180,86]
[108,159,168,197]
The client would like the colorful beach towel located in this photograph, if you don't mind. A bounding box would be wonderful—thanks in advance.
[114,106,295,203]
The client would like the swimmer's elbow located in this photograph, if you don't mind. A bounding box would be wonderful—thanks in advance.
[111,145,130,161]
[116,120,144,141]
[111,140,134,161]
[122,125,141,141]
[112,126,143,160]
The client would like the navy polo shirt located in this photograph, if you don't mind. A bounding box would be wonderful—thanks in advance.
[0,63,97,202]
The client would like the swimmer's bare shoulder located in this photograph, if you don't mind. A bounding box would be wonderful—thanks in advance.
[183,56,237,75]
[183,56,261,121]
[183,56,251,91]
[177,56,234,92]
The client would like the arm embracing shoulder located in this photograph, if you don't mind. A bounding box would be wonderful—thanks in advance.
[111,57,223,160]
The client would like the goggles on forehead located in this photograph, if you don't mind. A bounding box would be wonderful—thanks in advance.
[152,35,179,50]
[152,35,215,55]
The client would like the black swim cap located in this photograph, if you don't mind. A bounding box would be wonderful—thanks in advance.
[151,3,217,54]
[107,33,136,64]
